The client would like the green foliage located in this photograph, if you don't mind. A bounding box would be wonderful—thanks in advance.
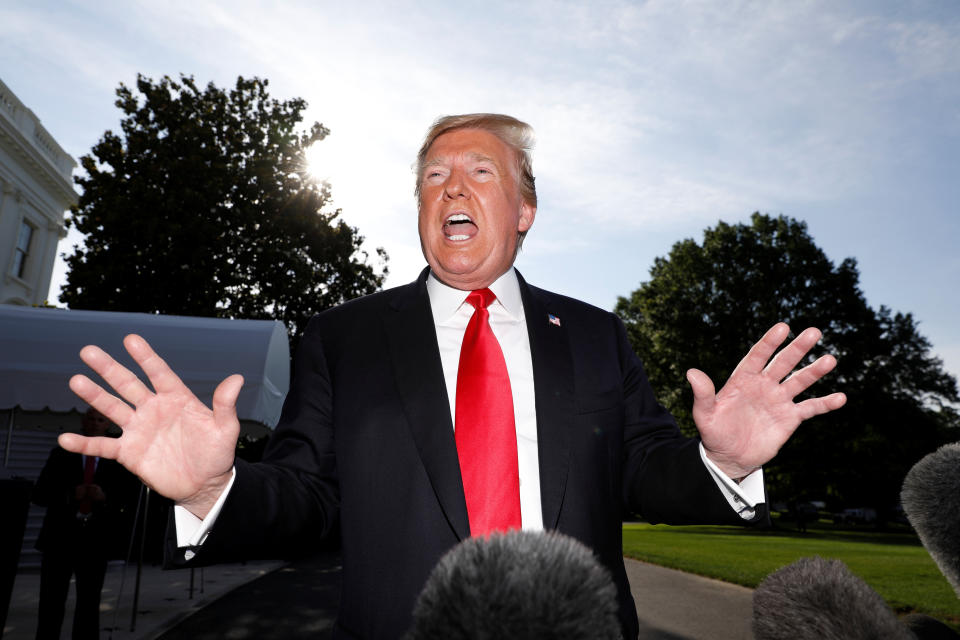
[615,213,958,510]
[61,74,388,345]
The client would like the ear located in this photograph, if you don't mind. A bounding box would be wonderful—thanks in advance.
[518,201,536,233]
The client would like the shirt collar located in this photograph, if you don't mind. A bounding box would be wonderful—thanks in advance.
[426,268,524,325]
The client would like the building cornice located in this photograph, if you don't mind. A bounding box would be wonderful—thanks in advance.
[0,78,79,210]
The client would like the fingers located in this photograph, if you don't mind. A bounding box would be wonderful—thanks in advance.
[736,323,790,375]
[781,354,837,398]
[212,374,244,433]
[124,334,188,396]
[764,327,822,383]
[686,368,717,412]
[78,343,152,407]
[58,432,122,459]
[69,374,135,426]
[795,392,847,421]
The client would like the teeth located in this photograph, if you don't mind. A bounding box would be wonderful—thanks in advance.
[446,213,472,224]
[448,234,470,241]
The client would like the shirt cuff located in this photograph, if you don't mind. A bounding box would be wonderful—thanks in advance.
[173,467,237,548]
[699,443,764,520]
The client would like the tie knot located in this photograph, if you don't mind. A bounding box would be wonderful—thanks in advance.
[467,288,496,311]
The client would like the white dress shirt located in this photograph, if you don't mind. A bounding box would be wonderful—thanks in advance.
[427,268,543,530]
[175,267,763,546]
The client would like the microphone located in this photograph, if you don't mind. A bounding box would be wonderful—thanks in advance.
[902,442,960,598]
[752,556,914,640]
[405,530,621,640]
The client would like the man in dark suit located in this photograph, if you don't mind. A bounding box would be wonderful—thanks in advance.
[33,408,138,639]
[60,114,846,639]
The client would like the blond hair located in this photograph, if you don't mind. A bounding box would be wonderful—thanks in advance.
[414,113,538,212]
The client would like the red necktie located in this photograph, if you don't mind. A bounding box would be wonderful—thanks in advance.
[455,288,521,536]
[79,455,96,514]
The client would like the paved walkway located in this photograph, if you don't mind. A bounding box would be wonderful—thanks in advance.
[626,558,754,639]
[154,552,341,639]
[3,559,283,640]
[4,554,755,639]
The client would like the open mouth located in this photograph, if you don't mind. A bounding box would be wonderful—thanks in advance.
[443,213,478,241]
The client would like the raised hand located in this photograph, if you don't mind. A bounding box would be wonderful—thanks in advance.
[687,323,847,479]
[60,334,243,519]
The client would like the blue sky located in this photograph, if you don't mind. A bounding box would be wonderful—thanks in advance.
[3,0,958,384]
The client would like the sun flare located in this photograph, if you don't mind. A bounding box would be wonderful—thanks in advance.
[303,141,330,184]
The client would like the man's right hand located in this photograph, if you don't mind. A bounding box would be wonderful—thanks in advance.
[60,334,242,520]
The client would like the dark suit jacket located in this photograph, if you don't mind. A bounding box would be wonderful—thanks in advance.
[169,268,764,638]
[34,447,139,557]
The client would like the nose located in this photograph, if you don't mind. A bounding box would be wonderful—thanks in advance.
[442,168,468,200]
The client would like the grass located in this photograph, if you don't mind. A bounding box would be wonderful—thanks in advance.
[622,521,960,625]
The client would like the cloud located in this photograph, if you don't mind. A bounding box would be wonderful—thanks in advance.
[888,15,960,79]
[1,5,146,94]
[6,0,954,369]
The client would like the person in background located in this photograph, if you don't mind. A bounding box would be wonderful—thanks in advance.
[33,407,138,640]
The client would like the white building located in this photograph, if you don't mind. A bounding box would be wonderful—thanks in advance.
[0,77,78,306]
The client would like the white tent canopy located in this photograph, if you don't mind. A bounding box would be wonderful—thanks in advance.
[0,306,290,429]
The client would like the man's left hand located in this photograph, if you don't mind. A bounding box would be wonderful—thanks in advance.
[688,323,847,479]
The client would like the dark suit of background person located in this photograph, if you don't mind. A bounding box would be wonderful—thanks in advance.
[166,267,766,639]
[33,410,138,640]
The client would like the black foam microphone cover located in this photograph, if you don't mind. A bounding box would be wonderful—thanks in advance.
[902,442,960,598]
[902,613,960,639]
[752,556,914,640]
[405,530,621,640]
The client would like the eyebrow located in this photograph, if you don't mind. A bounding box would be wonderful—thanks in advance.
[422,152,501,170]
[466,152,498,165]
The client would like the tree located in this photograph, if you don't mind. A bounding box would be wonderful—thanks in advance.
[61,74,387,345]
[615,213,958,514]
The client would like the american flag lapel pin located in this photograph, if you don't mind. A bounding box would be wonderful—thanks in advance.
[548,314,561,327]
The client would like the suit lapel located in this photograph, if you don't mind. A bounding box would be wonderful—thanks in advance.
[517,272,575,530]
[383,268,471,541]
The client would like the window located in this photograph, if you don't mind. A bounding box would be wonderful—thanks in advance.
[12,220,33,279]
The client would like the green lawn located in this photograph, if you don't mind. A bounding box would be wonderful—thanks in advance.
[622,522,960,625]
